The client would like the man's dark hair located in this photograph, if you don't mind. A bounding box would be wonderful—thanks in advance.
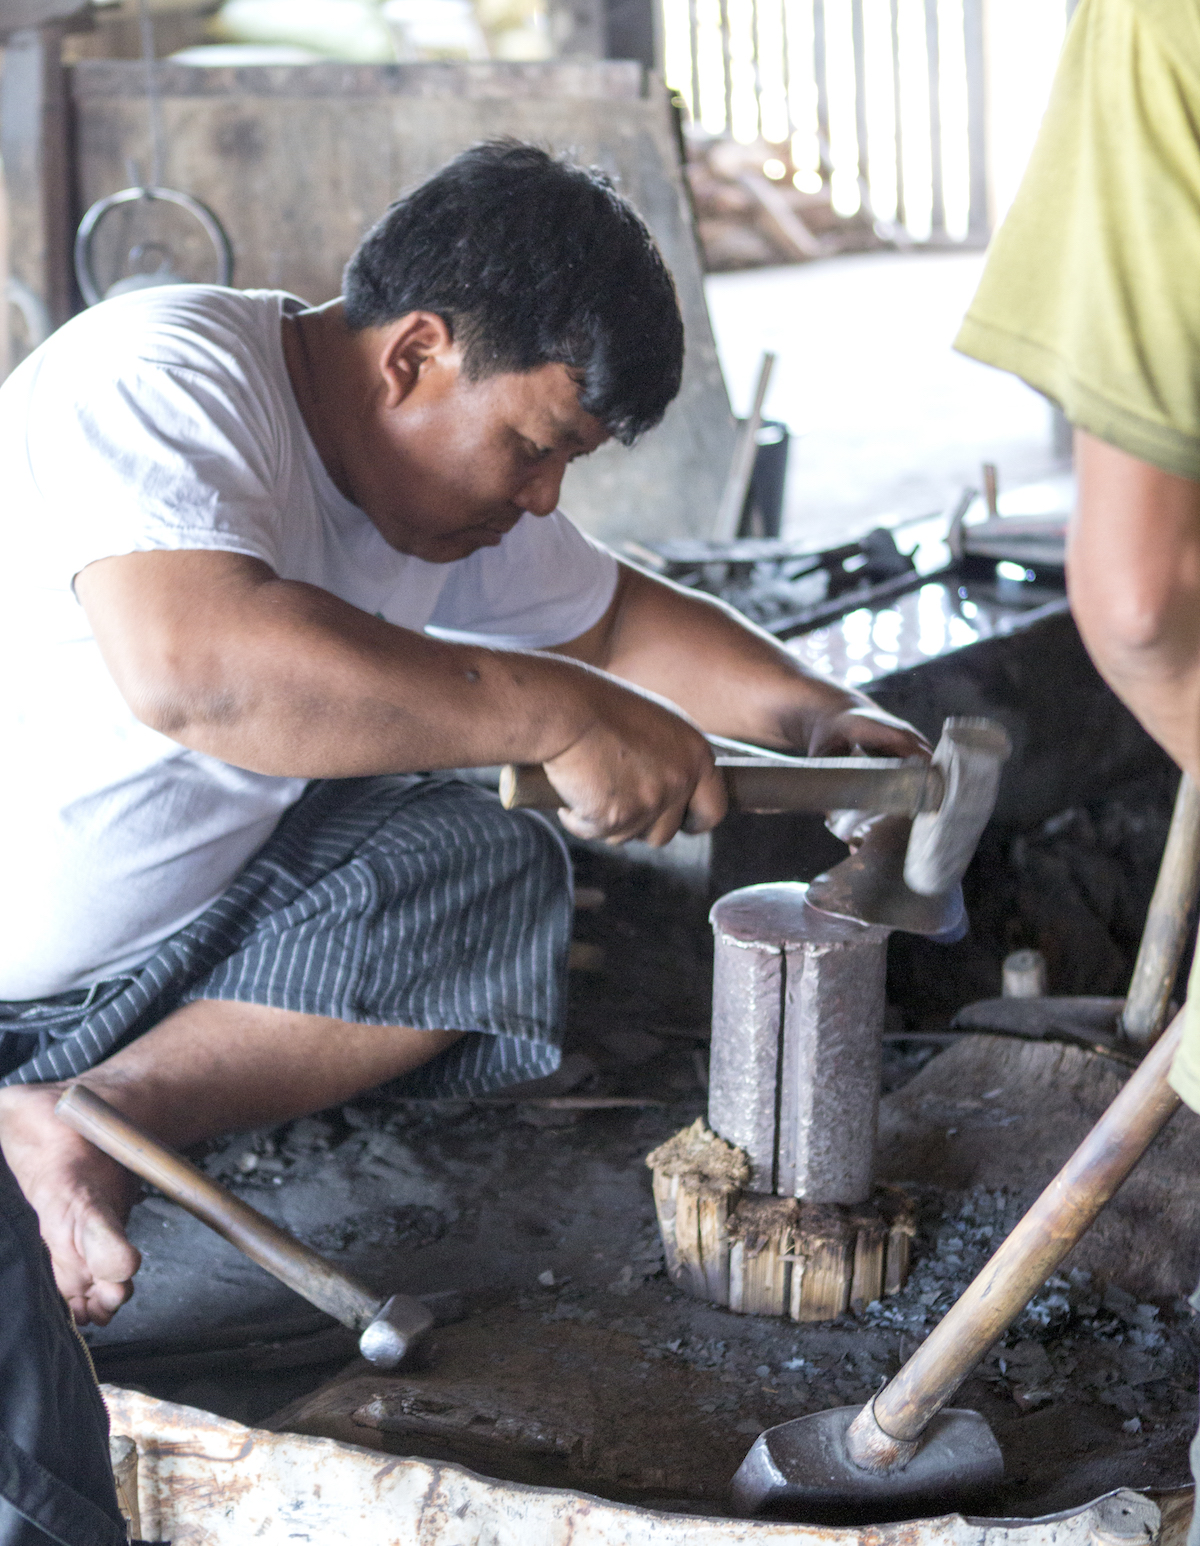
[342,140,683,445]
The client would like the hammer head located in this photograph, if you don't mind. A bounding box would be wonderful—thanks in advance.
[903,718,1011,897]
[357,1293,435,1368]
[730,1405,1003,1523]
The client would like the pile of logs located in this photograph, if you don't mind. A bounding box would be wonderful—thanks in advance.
[684,134,884,271]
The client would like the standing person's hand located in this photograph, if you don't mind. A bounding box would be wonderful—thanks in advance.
[541,678,727,846]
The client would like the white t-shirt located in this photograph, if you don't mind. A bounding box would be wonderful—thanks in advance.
[0,286,618,1001]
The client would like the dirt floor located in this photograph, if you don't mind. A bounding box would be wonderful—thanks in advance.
[88,825,1200,1522]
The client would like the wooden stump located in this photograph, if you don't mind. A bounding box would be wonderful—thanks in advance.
[647,1121,915,1322]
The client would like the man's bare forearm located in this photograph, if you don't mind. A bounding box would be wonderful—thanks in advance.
[77,550,621,778]
[1070,432,1200,783]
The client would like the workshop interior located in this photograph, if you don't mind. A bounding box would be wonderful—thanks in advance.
[4,1,1199,1542]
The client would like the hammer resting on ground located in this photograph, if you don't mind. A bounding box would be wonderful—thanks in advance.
[55,1084,434,1366]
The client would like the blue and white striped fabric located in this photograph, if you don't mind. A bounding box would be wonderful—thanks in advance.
[0,776,572,1096]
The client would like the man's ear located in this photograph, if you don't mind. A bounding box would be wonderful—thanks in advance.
[376,311,457,409]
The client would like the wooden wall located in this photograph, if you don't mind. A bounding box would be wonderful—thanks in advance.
[69,59,735,543]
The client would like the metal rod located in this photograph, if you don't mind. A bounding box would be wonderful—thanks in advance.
[845,1010,1185,1470]
[1122,775,1200,1047]
[714,350,775,541]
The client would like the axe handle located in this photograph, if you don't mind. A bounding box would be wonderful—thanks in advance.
[847,1008,1185,1469]
[499,758,943,817]
[54,1084,381,1332]
[1122,773,1200,1047]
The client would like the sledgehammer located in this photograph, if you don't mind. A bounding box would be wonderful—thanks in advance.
[54,1084,434,1367]
[501,716,1010,899]
[730,1008,1187,1522]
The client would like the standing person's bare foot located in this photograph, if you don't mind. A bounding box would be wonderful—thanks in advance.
[0,1083,142,1325]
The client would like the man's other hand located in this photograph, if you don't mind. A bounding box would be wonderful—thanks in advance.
[541,682,727,847]
[804,703,932,761]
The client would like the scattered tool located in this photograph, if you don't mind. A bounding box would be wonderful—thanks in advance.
[713,351,776,542]
[501,716,1010,901]
[731,1008,1187,1522]
[55,1085,434,1368]
[953,773,1200,1052]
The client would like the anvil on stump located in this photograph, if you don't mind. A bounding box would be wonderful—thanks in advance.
[647,883,915,1321]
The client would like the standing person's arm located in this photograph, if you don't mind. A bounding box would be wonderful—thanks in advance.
[1069,431,1200,786]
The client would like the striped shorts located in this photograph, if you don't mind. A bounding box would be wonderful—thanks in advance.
[0,776,572,1097]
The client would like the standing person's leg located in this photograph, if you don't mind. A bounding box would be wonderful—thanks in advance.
[0,1157,126,1546]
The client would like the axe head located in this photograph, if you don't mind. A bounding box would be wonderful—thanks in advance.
[805,814,966,939]
[903,718,1011,897]
[730,1405,1003,1522]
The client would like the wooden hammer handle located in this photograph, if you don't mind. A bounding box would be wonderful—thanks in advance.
[55,1084,380,1332]
[499,759,941,817]
[848,1008,1185,1466]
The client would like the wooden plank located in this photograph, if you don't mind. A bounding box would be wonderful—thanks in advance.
[2,22,76,361]
[848,1217,886,1309]
[790,1232,851,1321]
[673,1177,706,1297]
[0,0,88,44]
[70,58,646,99]
[651,1172,682,1281]
[697,1183,732,1304]
[884,1223,912,1296]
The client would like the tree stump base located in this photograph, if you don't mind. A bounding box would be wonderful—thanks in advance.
[646,1120,915,1322]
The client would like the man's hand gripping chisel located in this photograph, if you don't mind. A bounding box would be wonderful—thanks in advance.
[501,716,1011,919]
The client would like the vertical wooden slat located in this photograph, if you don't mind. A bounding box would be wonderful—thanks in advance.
[962,0,987,242]
[924,0,944,235]
[850,0,868,209]
[652,1172,682,1282]
[889,0,906,227]
[718,0,734,136]
[779,0,793,139]
[749,0,763,141]
[1,22,76,357]
[687,0,702,121]
[812,0,831,186]
[674,1178,706,1297]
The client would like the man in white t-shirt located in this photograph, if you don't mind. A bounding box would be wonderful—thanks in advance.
[0,140,926,1328]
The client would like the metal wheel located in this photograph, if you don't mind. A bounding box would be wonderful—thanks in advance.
[74,186,234,307]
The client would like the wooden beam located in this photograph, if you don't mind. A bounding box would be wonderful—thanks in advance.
[0,0,90,44]
[2,21,77,352]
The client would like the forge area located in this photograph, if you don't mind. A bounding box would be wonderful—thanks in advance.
[88,810,1200,1520]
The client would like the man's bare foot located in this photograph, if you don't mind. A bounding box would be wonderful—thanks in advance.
[0,1082,142,1325]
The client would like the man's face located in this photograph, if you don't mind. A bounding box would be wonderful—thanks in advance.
[346,343,611,564]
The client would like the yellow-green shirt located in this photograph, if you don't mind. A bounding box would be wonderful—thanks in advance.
[954,0,1200,1106]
